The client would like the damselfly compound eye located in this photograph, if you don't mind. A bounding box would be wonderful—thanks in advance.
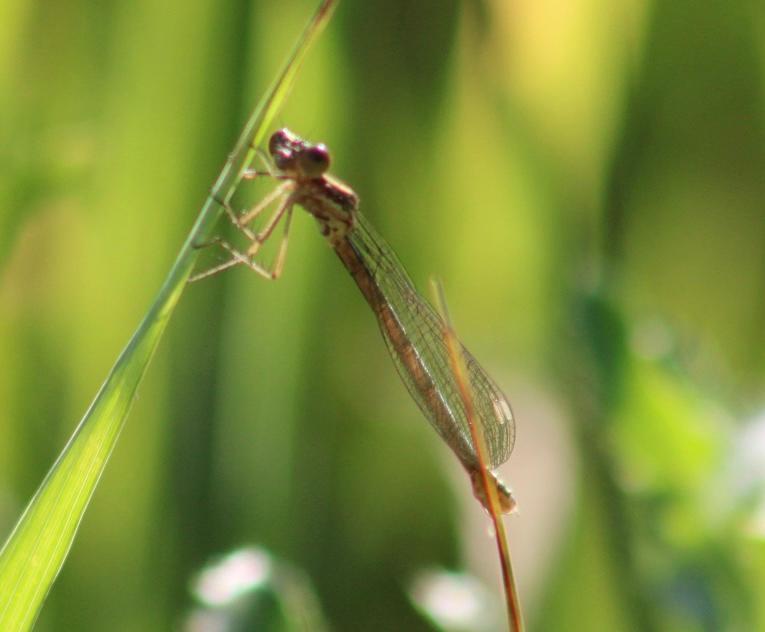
[298,144,330,178]
[268,129,294,159]
[272,149,293,171]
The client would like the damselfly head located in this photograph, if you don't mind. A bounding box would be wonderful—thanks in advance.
[269,128,298,156]
[269,128,298,171]
[269,128,331,179]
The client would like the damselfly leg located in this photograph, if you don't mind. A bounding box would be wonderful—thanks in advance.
[189,174,295,282]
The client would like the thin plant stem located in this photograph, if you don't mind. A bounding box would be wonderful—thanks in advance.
[431,279,524,632]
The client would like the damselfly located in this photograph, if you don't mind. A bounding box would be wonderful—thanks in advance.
[193,129,516,513]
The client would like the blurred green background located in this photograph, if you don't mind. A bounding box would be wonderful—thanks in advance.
[2,0,765,630]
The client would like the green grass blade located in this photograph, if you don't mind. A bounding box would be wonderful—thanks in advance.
[0,2,337,628]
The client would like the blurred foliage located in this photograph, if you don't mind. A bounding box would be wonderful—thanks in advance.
[0,3,332,627]
[1,0,765,630]
[185,546,329,631]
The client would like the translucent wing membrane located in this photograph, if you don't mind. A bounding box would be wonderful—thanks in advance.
[346,212,514,469]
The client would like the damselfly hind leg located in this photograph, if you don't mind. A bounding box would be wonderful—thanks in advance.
[188,238,254,281]
[189,194,296,283]
[214,194,258,241]
[188,235,284,282]
[238,181,290,228]
[189,171,296,282]
[244,191,293,258]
